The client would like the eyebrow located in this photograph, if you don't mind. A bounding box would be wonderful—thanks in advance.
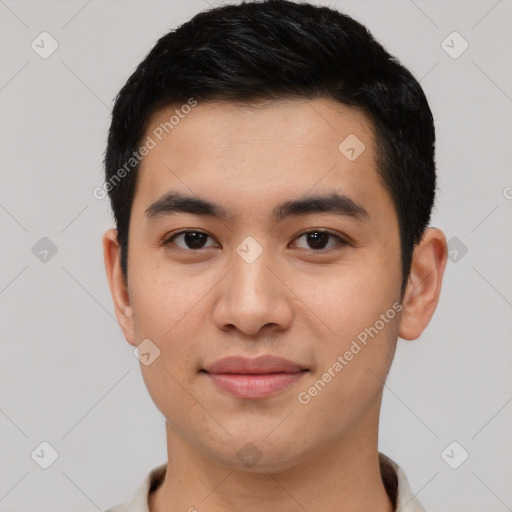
[144,191,369,224]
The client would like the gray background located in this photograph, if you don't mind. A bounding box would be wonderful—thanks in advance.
[0,0,511,511]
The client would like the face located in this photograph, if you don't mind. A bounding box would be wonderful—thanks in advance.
[109,98,407,471]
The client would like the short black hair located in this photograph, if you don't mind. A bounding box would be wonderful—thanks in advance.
[104,0,436,298]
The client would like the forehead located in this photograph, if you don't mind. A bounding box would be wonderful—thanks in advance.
[133,98,393,225]
[142,98,374,165]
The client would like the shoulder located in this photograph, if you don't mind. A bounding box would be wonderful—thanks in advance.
[103,463,167,512]
[379,452,427,512]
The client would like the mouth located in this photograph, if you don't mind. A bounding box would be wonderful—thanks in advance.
[201,355,309,399]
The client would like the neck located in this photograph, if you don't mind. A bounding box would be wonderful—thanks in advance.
[150,401,394,512]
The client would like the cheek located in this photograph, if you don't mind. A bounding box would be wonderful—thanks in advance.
[135,299,206,428]
[133,248,222,322]
[292,254,399,339]
[294,252,401,391]
[296,315,398,436]
[129,259,204,337]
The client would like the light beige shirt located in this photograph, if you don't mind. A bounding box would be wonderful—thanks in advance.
[106,452,426,512]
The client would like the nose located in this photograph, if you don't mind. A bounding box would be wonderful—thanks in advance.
[212,241,293,338]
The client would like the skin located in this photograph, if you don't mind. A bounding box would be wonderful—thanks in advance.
[103,98,447,512]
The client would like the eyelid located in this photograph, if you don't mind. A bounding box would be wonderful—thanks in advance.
[162,228,352,254]
[162,229,219,248]
[291,228,348,240]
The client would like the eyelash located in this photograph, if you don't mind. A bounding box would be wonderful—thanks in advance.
[162,229,349,253]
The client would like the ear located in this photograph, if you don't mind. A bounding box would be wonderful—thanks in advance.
[102,228,136,346]
[398,227,448,341]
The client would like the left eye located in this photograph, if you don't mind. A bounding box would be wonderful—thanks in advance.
[164,230,345,251]
[292,230,345,251]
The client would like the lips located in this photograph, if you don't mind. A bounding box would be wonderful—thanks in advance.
[204,355,306,374]
[202,355,308,399]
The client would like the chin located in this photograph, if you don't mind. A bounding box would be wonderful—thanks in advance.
[202,435,314,474]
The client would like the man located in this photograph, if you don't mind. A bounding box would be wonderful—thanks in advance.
[102,1,447,510]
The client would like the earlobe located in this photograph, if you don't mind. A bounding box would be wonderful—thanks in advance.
[102,228,137,346]
[398,228,448,341]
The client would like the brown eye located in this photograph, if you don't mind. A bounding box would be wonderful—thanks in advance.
[165,231,219,250]
[293,230,346,251]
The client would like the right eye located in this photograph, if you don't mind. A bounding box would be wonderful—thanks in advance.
[163,230,220,251]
